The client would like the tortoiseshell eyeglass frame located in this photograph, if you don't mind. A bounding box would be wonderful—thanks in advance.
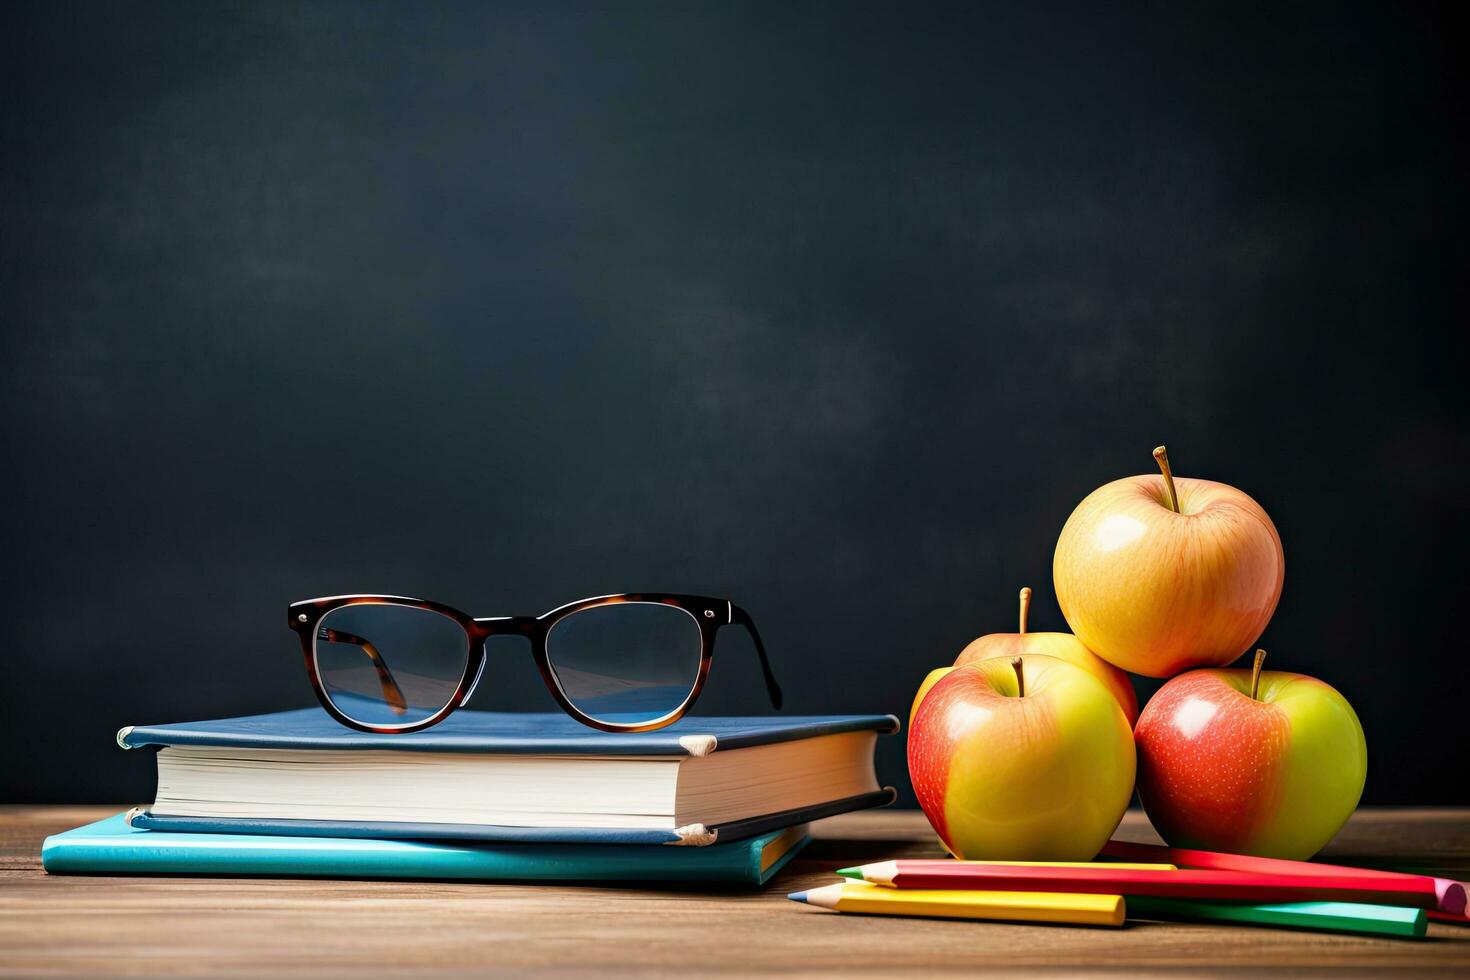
[288,593,783,735]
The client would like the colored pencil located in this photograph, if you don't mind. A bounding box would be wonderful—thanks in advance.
[1128,896,1427,939]
[836,859,1177,875]
[837,861,1443,908]
[1101,839,1467,915]
[788,881,1125,927]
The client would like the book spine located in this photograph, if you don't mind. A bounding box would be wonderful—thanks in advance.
[40,834,774,884]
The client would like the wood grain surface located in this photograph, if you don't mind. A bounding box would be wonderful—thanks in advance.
[2,806,1468,977]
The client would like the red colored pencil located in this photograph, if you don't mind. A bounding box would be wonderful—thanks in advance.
[845,860,1443,908]
[1101,840,1467,915]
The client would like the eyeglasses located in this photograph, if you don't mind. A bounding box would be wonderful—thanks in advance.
[288,594,783,734]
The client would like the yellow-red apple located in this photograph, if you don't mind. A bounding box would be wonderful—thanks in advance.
[1053,446,1284,677]
[1134,650,1366,860]
[908,655,1136,860]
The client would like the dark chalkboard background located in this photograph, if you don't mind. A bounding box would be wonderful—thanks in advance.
[3,2,1465,806]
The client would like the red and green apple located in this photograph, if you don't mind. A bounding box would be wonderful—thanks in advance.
[1134,650,1367,860]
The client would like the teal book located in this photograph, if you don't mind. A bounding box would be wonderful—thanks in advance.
[42,813,810,887]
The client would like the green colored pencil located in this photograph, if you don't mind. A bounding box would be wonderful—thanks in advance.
[1127,896,1427,939]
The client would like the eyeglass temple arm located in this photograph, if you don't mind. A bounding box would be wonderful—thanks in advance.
[730,606,783,709]
[316,627,409,715]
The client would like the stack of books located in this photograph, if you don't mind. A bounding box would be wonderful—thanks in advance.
[43,707,899,887]
[791,843,1470,938]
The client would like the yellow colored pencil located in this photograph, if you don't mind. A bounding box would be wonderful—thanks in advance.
[788,880,1126,927]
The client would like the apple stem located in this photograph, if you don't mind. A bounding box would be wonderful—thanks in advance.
[1018,587,1032,634]
[1011,656,1025,698]
[1250,649,1267,700]
[1152,445,1180,514]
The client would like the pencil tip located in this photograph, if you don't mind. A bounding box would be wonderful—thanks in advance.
[835,867,861,879]
[786,891,808,903]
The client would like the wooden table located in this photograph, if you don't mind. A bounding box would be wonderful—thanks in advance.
[2,806,1467,976]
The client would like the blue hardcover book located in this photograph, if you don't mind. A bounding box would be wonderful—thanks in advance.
[119,708,898,845]
[42,813,811,886]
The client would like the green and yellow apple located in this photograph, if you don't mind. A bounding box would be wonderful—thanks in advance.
[1134,650,1367,860]
[908,655,1136,861]
[1053,446,1285,677]
[909,588,1138,726]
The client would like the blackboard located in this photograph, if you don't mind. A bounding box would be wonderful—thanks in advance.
[2,1,1465,805]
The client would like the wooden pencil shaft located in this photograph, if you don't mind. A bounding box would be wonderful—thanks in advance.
[1100,840,1466,914]
[881,864,1439,908]
[1127,896,1427,939]
[846,859,1173,883]
[823,883,1125,927]
[1103,839,1428,880]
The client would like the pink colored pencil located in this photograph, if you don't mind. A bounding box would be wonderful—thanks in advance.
[1101,840,1467,915]
[849,860,1445,908]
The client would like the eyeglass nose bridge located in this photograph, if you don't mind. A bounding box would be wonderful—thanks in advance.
[458,617,539,707]
[472,615,538,634]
